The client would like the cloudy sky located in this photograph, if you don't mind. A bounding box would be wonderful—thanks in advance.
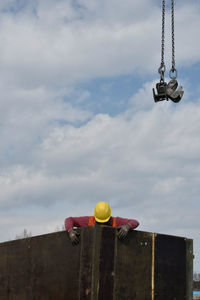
[0,0,200,271]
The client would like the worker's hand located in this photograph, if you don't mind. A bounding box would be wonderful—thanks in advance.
[68,229,80,245]
[118,224,131,240]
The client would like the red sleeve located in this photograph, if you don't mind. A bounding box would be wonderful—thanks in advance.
[116,217,139,230]
[65,216,90,232]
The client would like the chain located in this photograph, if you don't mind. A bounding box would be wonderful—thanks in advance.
[158,0,177,80]
[171,0,175,70]
[161,0,165,69]
[154,0,183,103]
[170,0,177,79]
[158,0,166,82]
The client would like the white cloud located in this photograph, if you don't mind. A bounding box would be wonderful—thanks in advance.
[0,83,91,168]
[1,87,200,269]
[1,89,200,214]
[0,0,199,90]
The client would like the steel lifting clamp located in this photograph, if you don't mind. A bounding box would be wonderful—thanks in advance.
[153,0,184,104]
[153,81,168,102]
[153,79,184,103]
[153,65,184,103]
[153,65,168,102]
[166,79,184,103]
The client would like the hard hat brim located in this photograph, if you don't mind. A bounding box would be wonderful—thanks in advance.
[95,216,111,223]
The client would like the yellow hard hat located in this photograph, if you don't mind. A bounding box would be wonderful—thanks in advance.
[94,201,111,223]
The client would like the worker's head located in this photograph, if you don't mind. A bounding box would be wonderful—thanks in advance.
[94,201,111,224]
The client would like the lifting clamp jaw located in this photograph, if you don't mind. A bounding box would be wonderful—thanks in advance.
[153,81,168,102]
[166,79,184,103]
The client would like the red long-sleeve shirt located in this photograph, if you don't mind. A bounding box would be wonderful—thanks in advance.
[65,216,139,232]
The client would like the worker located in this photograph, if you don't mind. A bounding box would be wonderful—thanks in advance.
[65,201,139,245]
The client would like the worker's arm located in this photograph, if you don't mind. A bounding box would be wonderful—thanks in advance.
[116,217,139,229]
[116,217,139,239]
[65,216,90,232]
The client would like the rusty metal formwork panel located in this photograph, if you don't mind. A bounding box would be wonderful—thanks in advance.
[91,225,116,300]
[114,230,152,300]
[0,227,193,300]
[186,239,193,300]
[79,226,94,300]
[154,234,187,300]
[0,231,81,300]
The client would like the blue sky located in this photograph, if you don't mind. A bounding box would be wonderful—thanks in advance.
[0,0,200,272]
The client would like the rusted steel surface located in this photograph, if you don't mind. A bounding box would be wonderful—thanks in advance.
[186,239,193,300]
[0,231,81,300]
[0,227,193,300]
[114,230,152,300]
[98,226,115,300]
[154,234,186,300]
[79,226,94,300]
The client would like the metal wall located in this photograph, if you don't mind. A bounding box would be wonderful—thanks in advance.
[0,227,193,300]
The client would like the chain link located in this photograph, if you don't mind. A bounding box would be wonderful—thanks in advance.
[170,0,177,79]
[158,0,177,80]
[171,0,175,71]
[161,0,165,69]
[158,0,166,81]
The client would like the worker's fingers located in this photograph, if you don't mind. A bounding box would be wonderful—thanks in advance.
[69,230,80,245]
[117,227,123,237]
[75,233,80,242]
[72,237,79,245]
[74,235,80,243]
[118,230,125,239]
[118,233,122,239]
[118,228,129,240]
[119,234,124,240]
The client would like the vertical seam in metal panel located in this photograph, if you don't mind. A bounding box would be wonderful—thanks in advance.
[97,227,115,300]
[91,226,101,300]
[152,233,155,300]
[91,227,97,300]
[112,228,118,300]
[78,232,84,300]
